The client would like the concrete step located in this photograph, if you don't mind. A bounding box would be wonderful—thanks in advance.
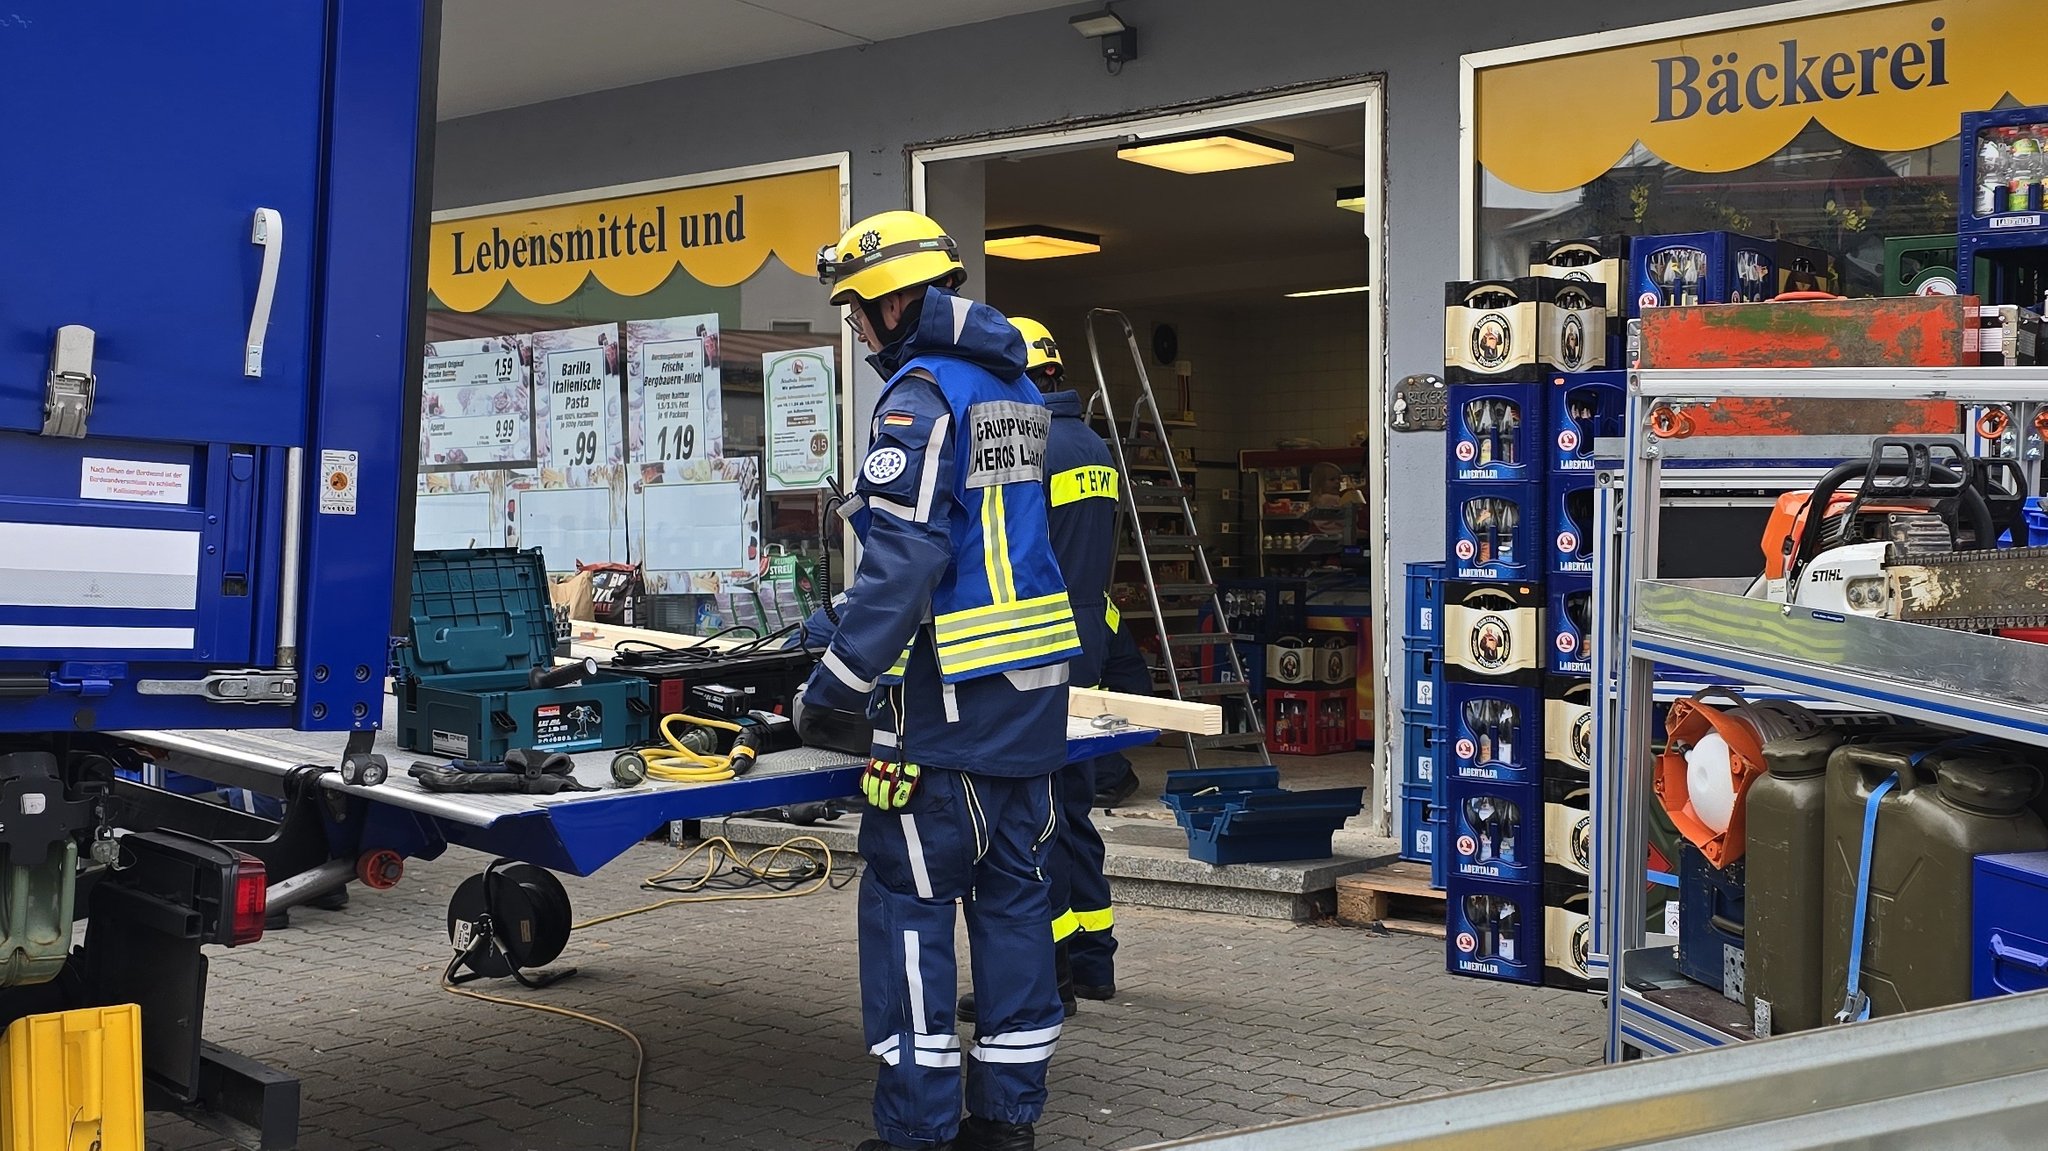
[694,813,1400,922]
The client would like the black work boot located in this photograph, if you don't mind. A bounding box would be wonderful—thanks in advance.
[959,943,1076,1023]
[957,1117,1035,1151]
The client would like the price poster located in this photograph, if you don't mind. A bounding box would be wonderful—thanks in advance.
[627,313,723,468]
[522,323,629,568]
[635,454,763,595]
[420,335,533,468]
[763,346,836,493]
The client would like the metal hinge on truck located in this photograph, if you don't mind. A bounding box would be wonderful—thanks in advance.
[136,670,298,704]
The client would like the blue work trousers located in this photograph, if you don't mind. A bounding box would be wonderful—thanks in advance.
[859,768,1061,1148]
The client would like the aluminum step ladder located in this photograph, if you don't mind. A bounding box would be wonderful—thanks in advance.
[1082,308,1270,769]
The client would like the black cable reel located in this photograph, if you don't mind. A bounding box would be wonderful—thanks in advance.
[446,859,576,988]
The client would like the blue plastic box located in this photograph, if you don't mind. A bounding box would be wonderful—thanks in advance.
[1445,681,1541,786]
[1404,561,1447,644]
[1160,766,1364,865]
[1447,480,1543,580]
[1402,717,1444,791]
[1677,841,1746,998]
[1630,231,1775,315]
[1549,575,1593,677]
[1448,381,1545,485]
[1448,777,1542,885]
[1973,851,2048,999]
[1548,371,1625,476]
[1447,875,1544,985]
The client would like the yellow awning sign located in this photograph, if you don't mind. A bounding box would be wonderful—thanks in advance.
[1478,0,2048,193]
[431,167,840,312]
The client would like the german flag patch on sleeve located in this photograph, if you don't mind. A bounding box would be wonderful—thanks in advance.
[882,412,916,427]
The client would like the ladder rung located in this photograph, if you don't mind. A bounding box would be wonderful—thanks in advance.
[1120,607,1202,621]
[1152,582,1215,597]
[1149,534,1200,546]
[1133,503,1189,514]
[1161,632,1249,646]
[1166,681,1247,699]
[1188,732,1269,750]
[1120,552,1195,563]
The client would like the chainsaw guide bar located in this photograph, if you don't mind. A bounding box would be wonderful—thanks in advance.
[1883,545,2048,630]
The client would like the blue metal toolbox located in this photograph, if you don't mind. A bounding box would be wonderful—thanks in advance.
[1160,766,1363,865]
[395,549,650,761]
[1973,851,2048,999]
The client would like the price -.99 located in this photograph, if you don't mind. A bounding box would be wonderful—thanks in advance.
[655,424,696,462]
[565,430,599,467]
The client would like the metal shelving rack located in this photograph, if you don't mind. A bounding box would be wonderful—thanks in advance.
[1595,365,2048,1061]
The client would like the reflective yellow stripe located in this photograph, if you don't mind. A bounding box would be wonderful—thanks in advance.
[939,630,1081,676]
[991,485,1018,603]
[980,489,1003,607]
[936,606,1075,647]
[934,593,1073,642]
[1049,465,1120,507]
[1051,909,1081,942]
[937,619,1079,659]
[887,642,912,677]
[1073,907,1113,933]
[1104,602,1120,632]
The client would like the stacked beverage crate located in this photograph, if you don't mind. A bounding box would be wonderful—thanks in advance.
[1398,561,1447,889]
[1439,256,1617,986]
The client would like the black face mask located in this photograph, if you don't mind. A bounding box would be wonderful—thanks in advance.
[865,291,928,376]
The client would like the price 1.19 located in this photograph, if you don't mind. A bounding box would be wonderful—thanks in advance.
[655,424,696,462]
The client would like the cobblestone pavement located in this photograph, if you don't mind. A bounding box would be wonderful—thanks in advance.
[150,841,1602,1151]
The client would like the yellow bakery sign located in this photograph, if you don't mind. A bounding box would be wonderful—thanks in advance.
[1478,0,2048,193]
[431,167,840,312]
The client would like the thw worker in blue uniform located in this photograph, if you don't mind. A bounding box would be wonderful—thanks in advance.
[802,211,1078,1151]
[958,318,1121,1027]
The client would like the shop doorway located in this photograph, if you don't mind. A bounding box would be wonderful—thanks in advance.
[913,83,1389,827]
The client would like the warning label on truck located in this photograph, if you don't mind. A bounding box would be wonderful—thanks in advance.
[535,700,603,749]
[319,449,359,515]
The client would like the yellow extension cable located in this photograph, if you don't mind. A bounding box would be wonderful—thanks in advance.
[437,835,844,1151]
[635,713,750,783]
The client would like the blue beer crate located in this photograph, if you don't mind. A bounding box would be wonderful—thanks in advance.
[1448,381,1545,485]
[1547,473,1595,578]
[1403,638,1444,720]
[1630,231,1775,315]
[1547,370,1625,476]
[1447,875,1544,985]
[1445,681,1541,786]
[1549,576,1593,677]
[1399,784,1444,876]
[1959,105,2048,235]
[1401,716,1445,791]
[1404,561,1447,644]
[1447,777,1543,886]
[1447,479,1543,580]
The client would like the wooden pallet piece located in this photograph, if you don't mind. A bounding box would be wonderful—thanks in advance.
[1335,862,1447,939]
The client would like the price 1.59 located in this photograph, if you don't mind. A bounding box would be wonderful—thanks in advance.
[565,429,600,467]
[655,424,696,462]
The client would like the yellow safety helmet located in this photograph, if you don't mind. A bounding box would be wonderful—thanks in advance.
[817,210,964,304]
[1010,317,1064,380]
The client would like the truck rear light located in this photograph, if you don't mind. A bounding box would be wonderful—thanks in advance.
[229,851,267,947]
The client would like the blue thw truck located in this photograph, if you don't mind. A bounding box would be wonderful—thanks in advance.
[0,2,438,1144]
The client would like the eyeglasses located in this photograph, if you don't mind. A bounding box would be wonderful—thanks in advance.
[843,311,864,336]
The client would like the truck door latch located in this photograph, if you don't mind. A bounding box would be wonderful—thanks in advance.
[42,324,96,438]
[136,670,298,705]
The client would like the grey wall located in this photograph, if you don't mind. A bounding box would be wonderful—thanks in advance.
[434,0,1769,754]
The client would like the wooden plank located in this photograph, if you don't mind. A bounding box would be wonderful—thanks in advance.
[1381,917,1449,940]
[1069,687,1222,735]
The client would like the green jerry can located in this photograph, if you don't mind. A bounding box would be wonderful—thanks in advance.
[1823,742,2048,1020]
[1745,726,1846,1037]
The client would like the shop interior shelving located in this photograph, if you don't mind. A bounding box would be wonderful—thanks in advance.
[1595,365,2048,1061]
[1240,446,1368,577]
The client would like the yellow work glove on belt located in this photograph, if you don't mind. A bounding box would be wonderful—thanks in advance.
[862,758,921,810]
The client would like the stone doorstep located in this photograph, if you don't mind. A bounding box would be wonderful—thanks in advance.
[691,815,1401,922]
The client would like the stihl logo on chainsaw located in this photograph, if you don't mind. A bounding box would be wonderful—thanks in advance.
[1810,568,1845,582]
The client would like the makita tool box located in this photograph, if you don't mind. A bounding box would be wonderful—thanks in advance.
[395,549,650,761]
